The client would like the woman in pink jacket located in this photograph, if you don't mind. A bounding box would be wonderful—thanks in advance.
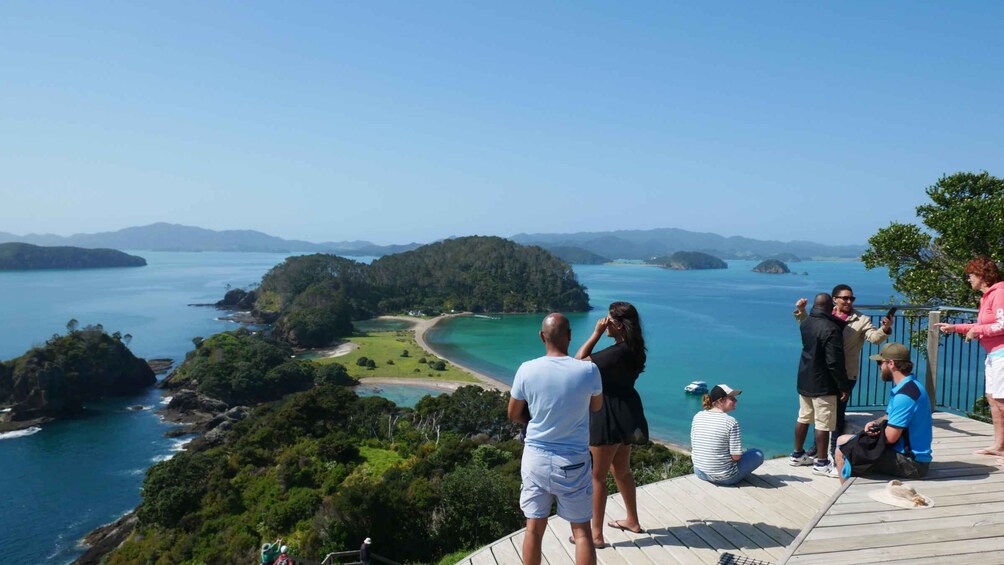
[936,257,1004,456]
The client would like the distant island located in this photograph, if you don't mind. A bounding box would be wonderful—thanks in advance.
[648,251,727,270]
[752,259,791,274]
[0,325,155,432]
[0,222,420,257]
[766,252,801,263]
[0,243,145,270]
[542,246,610,264]
[512,227,863,260]
[220,236,590,348]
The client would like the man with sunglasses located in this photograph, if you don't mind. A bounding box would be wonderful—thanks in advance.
[794,284,892,461]
[833,342,932,483]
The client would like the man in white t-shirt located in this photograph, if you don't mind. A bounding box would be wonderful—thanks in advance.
[508,313,604,565]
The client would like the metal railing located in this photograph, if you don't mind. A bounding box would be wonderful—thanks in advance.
[850,305,984,415]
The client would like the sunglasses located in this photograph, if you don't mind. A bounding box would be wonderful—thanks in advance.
[835,296,856,302]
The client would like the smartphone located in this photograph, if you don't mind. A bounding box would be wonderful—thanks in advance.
[886,306,898,319]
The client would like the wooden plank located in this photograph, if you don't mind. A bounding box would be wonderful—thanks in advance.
[806,509,1004,540]
[797,522,1004,555]
[490,538,523,565]
[626,482,707,565]
[741,472,819,523]
[775,476,854,564]
[598,494,662,565]
[511,531,526,563]
[817,499,1004,527]
[672,475,786,560]
[636,482,722,564]
[539,519,574,565]
[469,547,498,565]
[645,478,778,563]
[681,474,798,547]
[786,533,1004,564]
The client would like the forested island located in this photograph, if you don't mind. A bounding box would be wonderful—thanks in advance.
[543,246,611,264]
[219,236,591,347]
[647,251,728,270]
[0,325,155,431]
[752,259,791,274]
[0,242,146,270]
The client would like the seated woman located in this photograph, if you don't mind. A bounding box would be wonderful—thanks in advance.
[690,384,763,485]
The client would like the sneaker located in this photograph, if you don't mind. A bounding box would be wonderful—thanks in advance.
[812,463,839,478]
[789,451,813,466]
[805,445,817,458]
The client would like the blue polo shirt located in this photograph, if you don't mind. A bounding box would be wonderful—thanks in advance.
[886,375,933,463]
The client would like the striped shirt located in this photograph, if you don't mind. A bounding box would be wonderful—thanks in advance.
[690,410,742,480]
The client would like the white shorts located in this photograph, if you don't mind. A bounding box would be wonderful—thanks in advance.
[520,445,593,524]
[986,354,1004,399]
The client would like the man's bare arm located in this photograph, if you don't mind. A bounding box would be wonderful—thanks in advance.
[508,397,530,426]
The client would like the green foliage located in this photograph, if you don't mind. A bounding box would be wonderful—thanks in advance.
[970,396,992,423]
[165,330,356,404]
[648,251,727,270]
[604,442,693,494]
[752,259,790,274]
[0,326,154,415]
[436,464,523,550]
[139,453,215,527]
[862,171,1004,306]
[0,242,146,270]
[356,356,369,367]
[111,382,694,565]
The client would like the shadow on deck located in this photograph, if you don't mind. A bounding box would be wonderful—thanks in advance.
[461,412,1002,565]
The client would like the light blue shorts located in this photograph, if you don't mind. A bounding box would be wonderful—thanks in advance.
[520,445,593,524]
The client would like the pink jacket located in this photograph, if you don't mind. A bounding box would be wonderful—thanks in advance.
[955,281,1004,354]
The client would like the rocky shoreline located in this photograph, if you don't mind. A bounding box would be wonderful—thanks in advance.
[71,388,248,564]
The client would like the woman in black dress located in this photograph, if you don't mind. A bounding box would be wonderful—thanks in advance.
[576,301,648,546]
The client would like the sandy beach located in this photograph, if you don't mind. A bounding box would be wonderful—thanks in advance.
[305,341,360,359]
[377,315,511,391]
[374,315,693,454]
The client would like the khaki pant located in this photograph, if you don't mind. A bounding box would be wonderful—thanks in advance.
[797,394,837,432]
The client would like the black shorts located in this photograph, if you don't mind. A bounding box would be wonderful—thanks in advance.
[853,448,929,479]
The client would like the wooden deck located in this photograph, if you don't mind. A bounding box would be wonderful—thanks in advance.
[462,412,1002,565]
[779,411,1004,565]
[460,449,843,564]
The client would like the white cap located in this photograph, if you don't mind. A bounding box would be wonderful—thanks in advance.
[364,537,372,544]
[280,545,288,553]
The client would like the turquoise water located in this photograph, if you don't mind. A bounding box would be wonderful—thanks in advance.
[355,383,442,407]
[426,261,897,455]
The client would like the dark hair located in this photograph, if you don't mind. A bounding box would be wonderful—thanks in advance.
[832,284,853,297]
[965,257,1001,285]
[609,301,646,371]
[891,359,914,375]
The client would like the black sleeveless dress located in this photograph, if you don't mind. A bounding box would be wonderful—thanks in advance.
[589,342,649,446]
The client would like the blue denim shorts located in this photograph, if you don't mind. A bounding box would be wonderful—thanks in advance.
[520,445,593,524]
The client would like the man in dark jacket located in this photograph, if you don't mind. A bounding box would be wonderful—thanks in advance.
[790,293,850,477]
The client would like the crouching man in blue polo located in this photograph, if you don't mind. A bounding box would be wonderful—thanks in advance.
[508,313,604,565]
[834,342,933,484]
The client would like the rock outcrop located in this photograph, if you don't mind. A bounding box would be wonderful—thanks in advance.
[0,328,155,429]
[752,259,791,274]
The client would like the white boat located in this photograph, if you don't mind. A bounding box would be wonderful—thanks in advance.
[684,380,708,395]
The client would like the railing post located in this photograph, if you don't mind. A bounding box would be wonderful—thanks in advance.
[926,310,941,412]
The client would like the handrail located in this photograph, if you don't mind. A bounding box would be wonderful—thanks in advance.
[319,550,400,565]
[847,305,984,416]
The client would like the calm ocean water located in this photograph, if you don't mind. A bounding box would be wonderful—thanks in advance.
[0,253,894,563]
[426,261,897,455]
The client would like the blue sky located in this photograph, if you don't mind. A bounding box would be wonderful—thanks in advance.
[1,1,1001,245]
